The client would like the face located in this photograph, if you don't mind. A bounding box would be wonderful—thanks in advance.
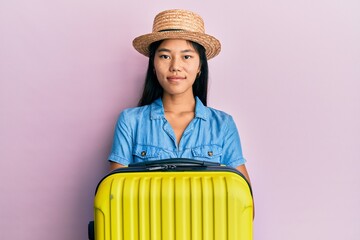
[153,39,201,98]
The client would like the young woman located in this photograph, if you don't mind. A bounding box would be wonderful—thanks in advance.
[108,9,251,184]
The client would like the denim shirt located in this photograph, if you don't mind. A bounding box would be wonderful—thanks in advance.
[108,97,246,168]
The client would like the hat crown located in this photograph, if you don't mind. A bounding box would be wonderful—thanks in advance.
[152,9,205,33]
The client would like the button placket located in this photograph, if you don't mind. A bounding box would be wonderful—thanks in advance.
[163,120,177,148]
[178,120,195,150]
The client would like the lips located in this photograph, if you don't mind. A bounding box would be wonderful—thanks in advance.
[167,76,186,81]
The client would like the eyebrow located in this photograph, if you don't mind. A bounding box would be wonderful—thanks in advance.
[157,48,196,53]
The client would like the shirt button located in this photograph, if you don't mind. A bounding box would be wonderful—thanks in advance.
[208,151,213,157]
[141,151,146,156]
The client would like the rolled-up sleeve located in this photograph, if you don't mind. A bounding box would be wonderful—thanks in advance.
[221,116,246,168]
[108,111,133,166]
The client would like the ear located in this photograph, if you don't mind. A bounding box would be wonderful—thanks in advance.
[197,71,201,78]
[197,63,202,76]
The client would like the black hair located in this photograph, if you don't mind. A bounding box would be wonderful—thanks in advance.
[138,40,209,106]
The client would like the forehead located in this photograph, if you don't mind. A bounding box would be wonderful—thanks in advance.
[157,39,196,51]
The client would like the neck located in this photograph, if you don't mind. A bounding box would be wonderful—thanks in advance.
[162,94,196,113]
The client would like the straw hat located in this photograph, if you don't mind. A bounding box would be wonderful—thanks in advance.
[132,9,221,60]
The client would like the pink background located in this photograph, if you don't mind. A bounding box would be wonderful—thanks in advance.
[1,1,359,239]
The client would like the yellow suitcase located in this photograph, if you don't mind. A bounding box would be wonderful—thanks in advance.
[89,159,253,240]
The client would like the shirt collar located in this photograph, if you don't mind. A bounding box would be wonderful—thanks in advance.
[150,97,208,121]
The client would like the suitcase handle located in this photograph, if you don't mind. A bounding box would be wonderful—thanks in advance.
[128,158,220,168]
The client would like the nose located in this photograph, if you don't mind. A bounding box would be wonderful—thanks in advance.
[169,57,181,72]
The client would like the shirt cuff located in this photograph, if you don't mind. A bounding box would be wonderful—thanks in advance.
[108,153,131,166]
[226,157,247,168]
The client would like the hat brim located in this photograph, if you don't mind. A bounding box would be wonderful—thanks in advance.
[132,31,221,60]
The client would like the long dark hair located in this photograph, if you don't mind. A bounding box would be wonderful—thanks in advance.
[138,40,209,106]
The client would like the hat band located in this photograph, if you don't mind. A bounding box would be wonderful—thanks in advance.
[158,29,184,32]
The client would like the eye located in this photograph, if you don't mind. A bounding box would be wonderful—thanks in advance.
[184,55,192,60]
[159,55,170,59]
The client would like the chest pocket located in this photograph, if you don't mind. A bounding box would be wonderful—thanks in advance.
[191,145,223,162]
[132,144,169,163]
